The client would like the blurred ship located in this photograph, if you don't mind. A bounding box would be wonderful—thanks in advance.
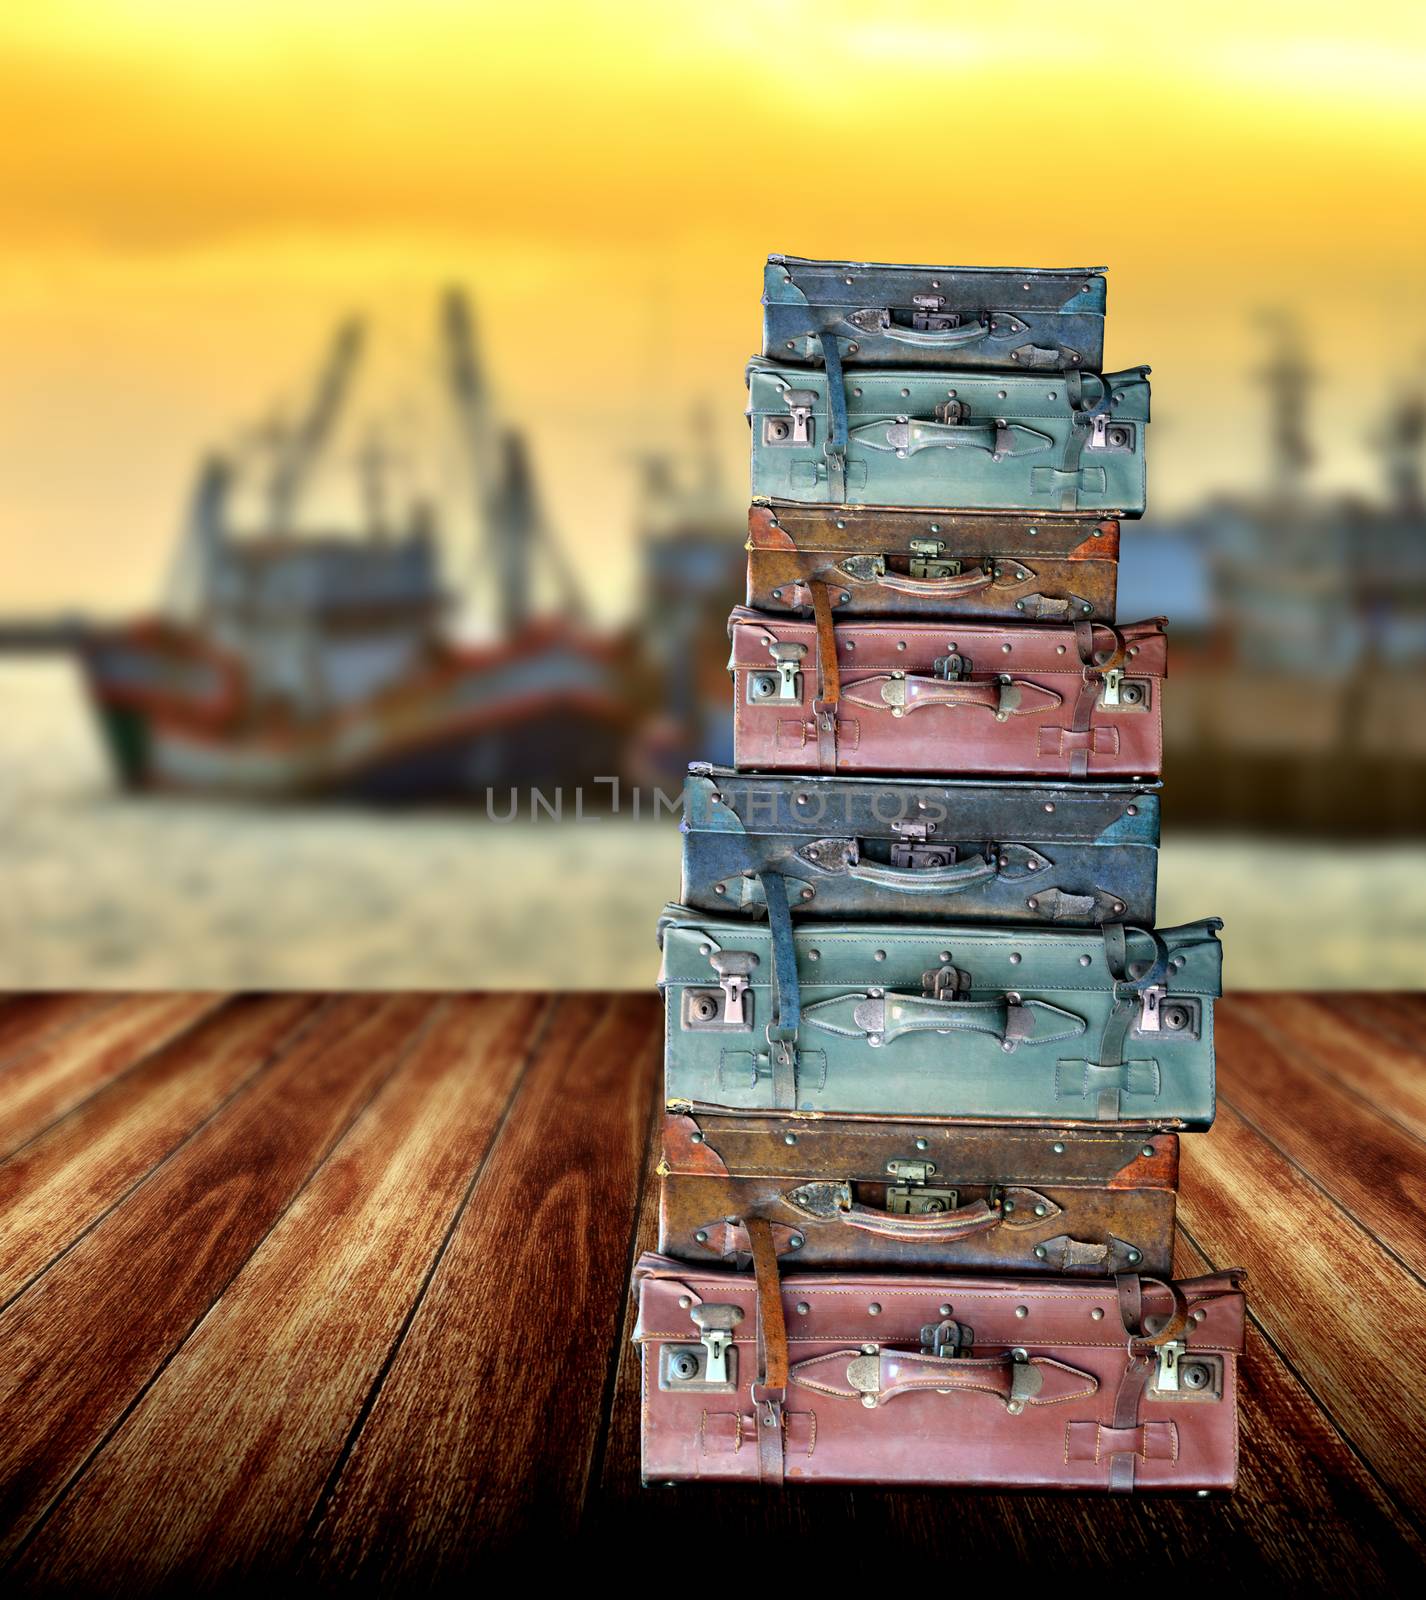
[628,403,745,789]
[78,293,631,799]
[1128,315,1426,834]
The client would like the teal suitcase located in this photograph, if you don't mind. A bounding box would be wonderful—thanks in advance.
[747,359,1150,515]
[659,901,1220,1128]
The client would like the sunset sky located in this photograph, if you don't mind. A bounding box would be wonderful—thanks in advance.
[2,2,1424,623]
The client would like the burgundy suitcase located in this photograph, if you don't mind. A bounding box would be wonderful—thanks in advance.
[658,1111,1178,1276]
[633,1239,1244,1492]
[729,603,1165,779]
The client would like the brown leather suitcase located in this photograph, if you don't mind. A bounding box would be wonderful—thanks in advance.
[634,1242,1245,1492]
[658,1112,1176,1276]
[729,605,1165,778]
[747,503,1119,622]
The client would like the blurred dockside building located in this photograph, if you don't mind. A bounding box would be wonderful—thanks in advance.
[1,308,1422,832]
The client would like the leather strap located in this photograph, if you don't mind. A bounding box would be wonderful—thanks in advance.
[810,581,840,772]
[760,871,801,1111]
[817,332,848,502]
[1063,619,1118,777]
[1058,369,1113,510]
[747,1217,788,1486]
[1094,923,1170,1120]
[1109,1273,1190,1493]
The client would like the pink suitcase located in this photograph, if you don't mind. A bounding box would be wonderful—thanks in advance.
[633,1237,1244,1493]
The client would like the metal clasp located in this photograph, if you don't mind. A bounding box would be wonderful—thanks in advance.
[908,536,961,580]
[919,1318,971,1359]
[1100,666,1124,706]
[690,1303,744,1386]
[1137,983,1164,1032]
[911,293,958,332]
[709,951,757,1026]
[783,388,816,444]
[890,818,953,870]
[1154,1338,1185,1392]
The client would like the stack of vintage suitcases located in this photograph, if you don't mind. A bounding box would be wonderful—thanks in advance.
[631,258,1246,1493]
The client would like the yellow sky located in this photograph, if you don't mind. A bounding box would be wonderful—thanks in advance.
[2,2,1425,620]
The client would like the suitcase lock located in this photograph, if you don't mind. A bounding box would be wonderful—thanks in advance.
[1146,1340,1223,1402]
[885,1158,960,1216]
[1132,986,1201,1041]
[890,818,954,870]
[1099,668,1151,711]
[907,537,962,581]
[659,1303,743,1393]
[765,388,816,446]
[682,951,759,1031]
[1086,412,1134,452]
[748,641,806,703]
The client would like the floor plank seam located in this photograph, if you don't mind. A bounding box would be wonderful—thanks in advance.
[1177,1212,1426,1543]
[1216,1090,1426,1295]
[0,996,124,1078]
[577,1025,662,1525]
[0,994,449,1574]
[1321,996,1426,1065]
[294,993,564,1559]
[0,997,336,1321]
[0,994,236,1166]
[1233,1001,1426,1151]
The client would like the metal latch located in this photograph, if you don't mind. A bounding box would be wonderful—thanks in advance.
[921,964,969,1001]
[748,640,806,703]
[885,1154,960,1216]
[907,537,962,581]
[709,951,756,1025]
[682,950,759,1031]
[911,293,959,332]
[1132,986,1201,1041]
[933,652,968,681]
[1100,666,1123,706]
[1147,1345,1223,1402]
[890,818,953,870]
[1086,412,1134,452]
[935,398,969,425]
[919,1318,972,1358]
[659,1303,743,1392]
[764,388,816,446]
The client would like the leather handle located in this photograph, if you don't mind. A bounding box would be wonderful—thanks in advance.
[841,673,1062,720]
[796,839,998,896]
[848,418,1052,458]
[840,311,991,348]
[816,1188,1002,1242]
[791,1347,1098,1410]
[830,562,995,598]
[800,990,1086,1051]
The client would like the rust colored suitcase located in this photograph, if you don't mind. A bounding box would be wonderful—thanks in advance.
[657,1112,1177,1276]
[729,606,1165,779]
[634,1246,1245,1492]
[747,502,1119,622]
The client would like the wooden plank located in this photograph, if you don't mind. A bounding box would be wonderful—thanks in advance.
[12,995,544,1591]
[0,997,117,1069]
[0,995,228,1160]
[1213,1004,1426,1280]
[0,995,322,1308]
[1178,1103,1426,1524]
[1239,994,1426,1141]
[580,1104,1422,1579]
[0,993,437,1562]
[304,993,660,1577]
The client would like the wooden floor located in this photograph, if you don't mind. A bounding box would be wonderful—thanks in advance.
[0,991,1423,1587]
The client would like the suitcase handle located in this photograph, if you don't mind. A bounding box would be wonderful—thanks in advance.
[789,1345,1098,1411]
[802,990,1086,1051]
[795,839,999,895]
[828,561,996,599]
[842,672,1063,720]
[784,1180,1005,1241]
[838,311,993,349]
[847,417,1054,459]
